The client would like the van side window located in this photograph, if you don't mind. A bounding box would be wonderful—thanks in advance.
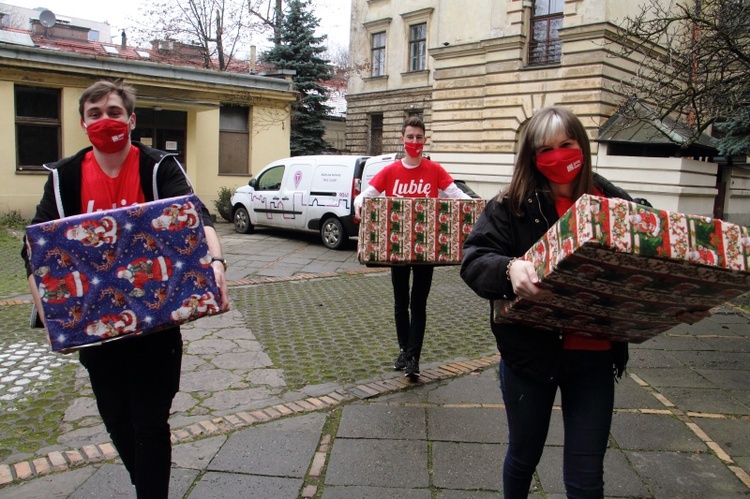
[257,165,284,191]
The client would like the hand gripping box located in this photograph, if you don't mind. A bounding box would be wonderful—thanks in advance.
[493,194,750,343]
[358,197,486,265]
[25,194,225,352]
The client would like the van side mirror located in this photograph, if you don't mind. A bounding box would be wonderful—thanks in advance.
[249,178,257,188]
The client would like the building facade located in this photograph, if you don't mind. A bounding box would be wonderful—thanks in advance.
[0,11,296,219]
[346,0,750,224]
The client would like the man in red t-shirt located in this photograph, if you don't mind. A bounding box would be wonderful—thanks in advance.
[24,80,229,498]
[354,116,469,380]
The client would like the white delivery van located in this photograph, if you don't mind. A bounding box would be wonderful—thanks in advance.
[357,153,398,193]
[358,153,481,199]
[230,155,370,249]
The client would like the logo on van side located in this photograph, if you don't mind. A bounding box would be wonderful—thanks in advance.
[294,171,302,189]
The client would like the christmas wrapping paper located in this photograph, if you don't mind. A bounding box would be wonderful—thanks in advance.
[493,194,750,343]
[358,197,486,265]
[26,194,224,352]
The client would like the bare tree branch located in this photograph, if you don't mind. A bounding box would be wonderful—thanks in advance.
[608,0,750,147]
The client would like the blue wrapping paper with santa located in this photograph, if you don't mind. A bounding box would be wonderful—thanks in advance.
[25,194,224,352]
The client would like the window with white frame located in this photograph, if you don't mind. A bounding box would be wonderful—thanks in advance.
[409,23,427,71]
[363,17,392,78]
[400,8,433,73]
[372,32,386,77]
[529,0,564,66]
[15,85,61,172]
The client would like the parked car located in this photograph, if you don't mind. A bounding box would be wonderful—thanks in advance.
[230,155,370,250]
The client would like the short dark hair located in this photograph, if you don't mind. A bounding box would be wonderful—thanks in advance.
[79,80,136,117]
[402,116,425,135]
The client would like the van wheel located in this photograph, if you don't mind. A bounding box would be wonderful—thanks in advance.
[233,206,254,234]
[321,217,346,250]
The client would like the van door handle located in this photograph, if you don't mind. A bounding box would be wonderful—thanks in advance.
[281,197,289,200]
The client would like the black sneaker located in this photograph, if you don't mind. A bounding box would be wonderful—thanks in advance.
[394,350,408,370]
[404,358,420,380]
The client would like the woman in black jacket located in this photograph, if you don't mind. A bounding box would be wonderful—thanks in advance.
[460,106,702,498]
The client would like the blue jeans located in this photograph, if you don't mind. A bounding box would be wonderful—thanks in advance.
[499,350,615,499]
[390,265,434,361]
[80,329,182,499]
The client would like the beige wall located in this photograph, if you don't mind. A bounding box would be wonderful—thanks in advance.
[1,74,292,219]
[727,168,750,226]
[323,118,346,152]
[346,0,736,219]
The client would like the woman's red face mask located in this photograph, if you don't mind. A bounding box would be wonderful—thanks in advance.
[535,148,583,184]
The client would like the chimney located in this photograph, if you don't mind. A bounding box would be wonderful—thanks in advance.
[249,45,256,74]
[121,30,126,49]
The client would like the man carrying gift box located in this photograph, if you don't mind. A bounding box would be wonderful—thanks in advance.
[460,106,708,498]
[354,116,470,380]
[21,80,230,499]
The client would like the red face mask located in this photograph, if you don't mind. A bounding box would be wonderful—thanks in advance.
[535,148,584,184]
[85,118,131,154]
[404,141,424,158]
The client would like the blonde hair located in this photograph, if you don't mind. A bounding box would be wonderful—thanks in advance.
[503,106,593,216]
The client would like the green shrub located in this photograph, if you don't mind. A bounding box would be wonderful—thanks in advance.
[0,210,28,231]
[213,186,233,222]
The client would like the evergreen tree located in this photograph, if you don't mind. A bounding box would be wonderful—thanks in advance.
[715,106,750,157]
[263,0,333,156]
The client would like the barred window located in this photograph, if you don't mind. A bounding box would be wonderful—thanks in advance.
[529,0,564,66]
[369,113,383,155]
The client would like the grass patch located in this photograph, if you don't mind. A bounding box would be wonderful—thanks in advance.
[0,210,28,232]
[231,268,496,390]
[0,213,31,300]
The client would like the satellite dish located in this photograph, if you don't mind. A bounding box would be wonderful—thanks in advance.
[39,9,57,28]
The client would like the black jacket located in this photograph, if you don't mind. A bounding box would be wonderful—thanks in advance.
[22,141,213,276]
[461,174,630,382]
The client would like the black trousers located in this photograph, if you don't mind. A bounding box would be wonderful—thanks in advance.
[79,329,182,499]
[390,265,434,361]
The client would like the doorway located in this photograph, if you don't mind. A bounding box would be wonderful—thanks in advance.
[133,108,187,167]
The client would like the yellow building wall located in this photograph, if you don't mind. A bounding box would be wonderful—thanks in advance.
[251,102,291,172]
[191,107,222,213]
[2,79,292,219]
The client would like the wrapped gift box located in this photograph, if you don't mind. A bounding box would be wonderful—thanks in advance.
[493,194,750,343]
[26,194,225,352]
[358,197,486,265]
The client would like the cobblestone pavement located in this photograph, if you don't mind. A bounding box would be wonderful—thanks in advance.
[0,223,495,465]
[1,224,750,497]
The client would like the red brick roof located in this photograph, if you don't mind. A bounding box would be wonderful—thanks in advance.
[1,25,253,74]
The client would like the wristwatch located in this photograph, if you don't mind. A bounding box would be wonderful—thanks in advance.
[210,256,228,271]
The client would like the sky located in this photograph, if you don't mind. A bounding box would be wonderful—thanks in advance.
[4,0,350,50]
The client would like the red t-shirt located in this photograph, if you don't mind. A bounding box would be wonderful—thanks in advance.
[556,189,612,351]
[369,158,454,198]
[81,145,145,213]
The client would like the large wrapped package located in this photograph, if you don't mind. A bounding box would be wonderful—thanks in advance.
[358,197,486,265]
[493,194,750,343]
[25,194,225,352]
